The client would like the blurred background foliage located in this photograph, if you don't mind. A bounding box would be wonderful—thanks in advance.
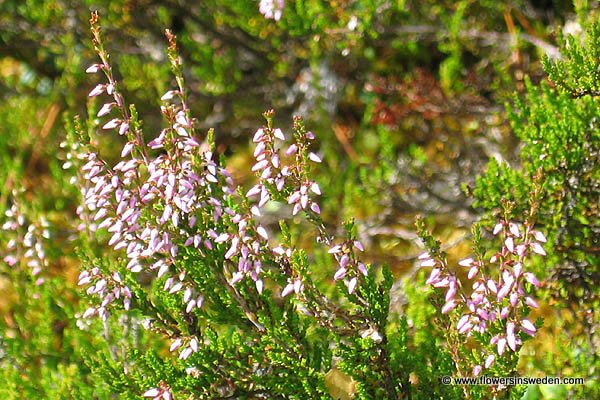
[0,0,598,398]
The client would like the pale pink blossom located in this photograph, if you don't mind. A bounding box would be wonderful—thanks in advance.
[259,0,284,21]
[86,64,102,73]
[530,242,546,256]
[88,84,106,97]
[308,152,322,163]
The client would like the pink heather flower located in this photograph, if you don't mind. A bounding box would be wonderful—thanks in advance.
[432,277,450,288]
[280,284,293,298]
[256,226,269,240]
[183,288,193,303]
[253,128,265,142]
[493,223,503,235]
[259,0,284,21]
[474,287,488,306]
[102,118,120,130]
[521,319,537,335]
[293,279,302,293]
[86,64,102,73]
[82,307,96,318]
[252,159,269,172]
[281,280,298,297]
[420,258,436,267]
[505,237,515,253]
[196,295,204,309]
[458,257,474,267]
[300,194,309,209]
[476,307,489,321]
[357,262,368,276]
[525,296,538,308]
[160,90,178,101]
[485,354,495,368]
[347,277,358,294]
[513,262,523,278]
[179,347,193,360]
[288,191,300,204]
[310,202,320,214]
[328,245,342,254]
[189,337,199,352]
[532,230,547,243]
[271,154,280,168]
[523,272,541,287]
[4,255,18,267]
[425,268,441,285]
[334,268,347,281]
[509,292,519,307]
[339,254,350,268]
[88,84,106,97]
[121,142,134,157]
[508,222,521,238]
[441,299,457,314]
[497,336,507,355]
[285,144,298,155]
[253,142,266,159]
[246,185,261,198]
[143,388,161,398]
[119,122,129,136]
[496,282,511,300]
[445,279,457,302]
[256,279,264,294]
[273,128,285,140]
[473,365,482,376]
[143,386,172,400]
[308,152,322,163]
[530,242,546,256]
[457,315,470,331]
[458,321,473,334]
[169,338,183,352]
[467,266,479,279]
[310,182,322,195]
[487,279,498,293]
[185,299,197,313]
[97,102,115,117]
[506,321,517,351]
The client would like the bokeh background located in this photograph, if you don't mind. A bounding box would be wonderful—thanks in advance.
[0,1,597,398]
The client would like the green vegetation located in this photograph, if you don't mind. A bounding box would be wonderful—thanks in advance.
[0,1,597,399]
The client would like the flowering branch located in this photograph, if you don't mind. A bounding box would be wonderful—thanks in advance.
[1,192,50,288]
[66,12,402,399]
[417,180,546,397]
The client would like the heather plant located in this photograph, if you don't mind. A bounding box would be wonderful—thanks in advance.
[417,179,547,398]
[471,12,599,398]
[44,12,555,400]
[68,12,404,399]
[1,4,598,400]
[22,12,498,399]
[0,193,115,399]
